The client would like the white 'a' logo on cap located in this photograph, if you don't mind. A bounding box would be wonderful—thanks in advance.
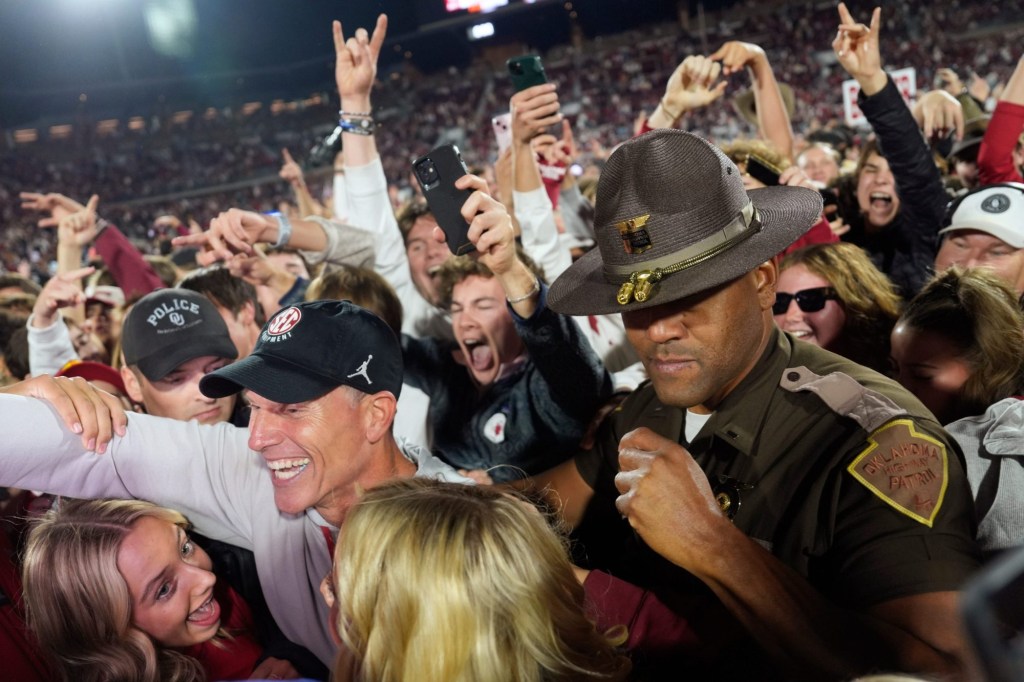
[268,307,302,336]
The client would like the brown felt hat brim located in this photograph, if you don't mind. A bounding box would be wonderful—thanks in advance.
[548,185,823,316]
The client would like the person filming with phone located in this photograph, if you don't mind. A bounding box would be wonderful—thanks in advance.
[402,146,613,481]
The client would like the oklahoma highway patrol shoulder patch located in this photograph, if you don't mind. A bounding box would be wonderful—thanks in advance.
[846,419,948,527]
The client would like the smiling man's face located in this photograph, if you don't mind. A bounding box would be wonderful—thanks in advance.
[244,386,375,526]
[405,214,452,306]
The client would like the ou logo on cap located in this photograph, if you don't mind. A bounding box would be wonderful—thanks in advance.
[267,307,302,336]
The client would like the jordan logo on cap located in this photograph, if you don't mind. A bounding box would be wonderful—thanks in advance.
[347,354,373,385]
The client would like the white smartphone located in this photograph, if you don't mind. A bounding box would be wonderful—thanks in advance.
[492,112,512,155]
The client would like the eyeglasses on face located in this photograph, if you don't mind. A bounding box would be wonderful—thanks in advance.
[772,287,838,315]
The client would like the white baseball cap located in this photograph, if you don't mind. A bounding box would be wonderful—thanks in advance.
[84,284,125,309]
[939,184,1024,248]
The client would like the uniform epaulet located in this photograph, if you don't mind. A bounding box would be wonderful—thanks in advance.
[779,366,905,432]
[781,366,948,526]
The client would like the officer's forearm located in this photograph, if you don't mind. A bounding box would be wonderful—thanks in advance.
[675,526,957,680]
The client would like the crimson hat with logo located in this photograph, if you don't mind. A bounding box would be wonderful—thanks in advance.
[200,299,403,404]
[122,289,237,381]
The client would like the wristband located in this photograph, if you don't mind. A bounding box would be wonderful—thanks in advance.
[338,109,373,118]
[506,276,540,304]
[338,117,377,136]
[273,213,293,248]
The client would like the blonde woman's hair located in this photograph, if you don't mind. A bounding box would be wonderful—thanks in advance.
[21,498,205,682]
[781,242,903,373]
[898,267,1024,417]
[333,479,630,682]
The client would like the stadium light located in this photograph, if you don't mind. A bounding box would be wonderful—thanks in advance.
[467,22,495,40]
[143,0,197,59]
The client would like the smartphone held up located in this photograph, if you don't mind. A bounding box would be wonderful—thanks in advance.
[412,144,476,256]
[507,55,548,92]
[745,154,783,187]
[492,113,512,155]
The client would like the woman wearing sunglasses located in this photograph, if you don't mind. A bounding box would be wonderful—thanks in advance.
[775,242,902,374]
[21,498,270,682]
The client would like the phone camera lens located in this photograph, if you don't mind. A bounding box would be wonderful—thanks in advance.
[510,62,523,75]
[416,159,439,185]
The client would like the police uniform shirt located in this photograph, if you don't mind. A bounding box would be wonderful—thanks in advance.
[575,328,981,608]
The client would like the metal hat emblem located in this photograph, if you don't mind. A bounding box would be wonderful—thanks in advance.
[615,214,653,255]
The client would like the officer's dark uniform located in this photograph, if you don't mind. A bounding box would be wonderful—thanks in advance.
[572,328,981,678]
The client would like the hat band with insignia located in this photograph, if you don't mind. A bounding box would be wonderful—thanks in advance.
[546,129,822,317]
[606,202,762,306]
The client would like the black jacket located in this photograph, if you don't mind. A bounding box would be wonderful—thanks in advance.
[847,76,950,296]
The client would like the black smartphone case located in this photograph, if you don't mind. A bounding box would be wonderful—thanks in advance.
[507,55,548,92]
[746,154,782,186]
[413,144,476,256]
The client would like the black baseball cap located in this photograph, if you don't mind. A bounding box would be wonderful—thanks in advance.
[122,289,238,381]
[200,299,403,404]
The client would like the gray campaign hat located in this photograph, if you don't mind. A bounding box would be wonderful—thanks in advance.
[547,129,822,315]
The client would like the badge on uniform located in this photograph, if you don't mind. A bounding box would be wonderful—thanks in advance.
[847,419,948,527]
[713,476,753,520]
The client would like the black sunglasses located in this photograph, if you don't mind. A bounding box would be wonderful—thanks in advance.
[772,287,838,315]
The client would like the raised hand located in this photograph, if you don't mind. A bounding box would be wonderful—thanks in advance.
[455,174,517,276]
[56,194,101,247]
[224,249,282,288]
[912,89,965,141]
[334,14,387,106]
[510,82,561,145]
[31,266,95,328]
[662,55,728,121]
[171,208,278,265]
[20,192,86,228]
[711,41,766,76]
[833,4,886,95]
[279,148,305,188]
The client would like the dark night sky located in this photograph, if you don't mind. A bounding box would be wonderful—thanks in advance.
[0,0,689,128]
